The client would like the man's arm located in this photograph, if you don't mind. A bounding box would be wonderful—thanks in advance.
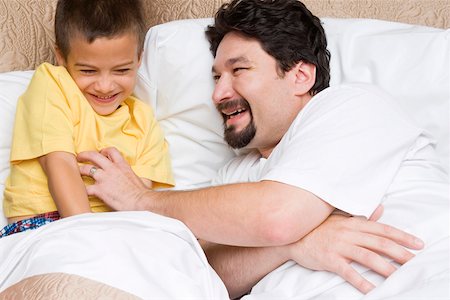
[78,147,333,246]
[202,214,423,298]
[40,151,91,217]
[200,240,288,299]
[78,148,424,296]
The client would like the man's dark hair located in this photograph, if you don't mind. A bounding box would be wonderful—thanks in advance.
[55,0,147,59]
[205,0,330,95]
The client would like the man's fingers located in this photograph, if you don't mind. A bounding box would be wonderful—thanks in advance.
[356,232,415,265]
[351,218,424,250]
[334,260,375,294]
[346,243,398,277]
[100,147,126,164]
[85,184,96,197]
[77,150,113,170]
[79,164,92,177]
[369,205,383,221]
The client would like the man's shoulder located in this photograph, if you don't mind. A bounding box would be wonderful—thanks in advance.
[212,150,264,185]
[307,82,401,115]
[315,83,385,100]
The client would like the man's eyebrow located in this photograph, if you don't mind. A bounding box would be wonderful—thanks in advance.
[226,56,250,66]
[212,56,250,73]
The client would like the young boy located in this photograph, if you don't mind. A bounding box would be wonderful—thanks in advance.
[1,0,174,237]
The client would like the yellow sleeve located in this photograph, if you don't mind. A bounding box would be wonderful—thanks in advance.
[11,63,77,161]
[131,101,175,189]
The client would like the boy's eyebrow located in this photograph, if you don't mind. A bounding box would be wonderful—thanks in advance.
[212,56,250,73]
[74,61,135,69]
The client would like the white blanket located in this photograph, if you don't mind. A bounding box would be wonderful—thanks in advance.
[1,211,449,299]
[0,211,229,299]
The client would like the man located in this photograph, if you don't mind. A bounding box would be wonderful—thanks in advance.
[78,0,448,298]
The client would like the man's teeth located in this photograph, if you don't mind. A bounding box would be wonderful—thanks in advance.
[226,108,245,116]
[226,108,246,119]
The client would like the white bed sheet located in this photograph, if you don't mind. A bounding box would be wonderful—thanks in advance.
[0,211,229,299]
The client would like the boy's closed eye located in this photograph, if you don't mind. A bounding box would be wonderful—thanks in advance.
[80,69,96,74]
[115,68,131,74]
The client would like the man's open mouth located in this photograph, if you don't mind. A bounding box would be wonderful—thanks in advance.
[223,107,247,120]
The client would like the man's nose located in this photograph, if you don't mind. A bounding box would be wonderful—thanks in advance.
[212,75,235,104]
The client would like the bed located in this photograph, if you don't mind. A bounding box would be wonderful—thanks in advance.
[0,0,449,298]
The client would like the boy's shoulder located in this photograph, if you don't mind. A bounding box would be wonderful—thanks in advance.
[35,62,68,76]
[124,95,156,119]
[126,95,152,110]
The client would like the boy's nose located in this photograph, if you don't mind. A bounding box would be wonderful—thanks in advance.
[94,75,115,94]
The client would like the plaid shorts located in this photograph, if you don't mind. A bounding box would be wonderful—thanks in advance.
[0,211,61,238]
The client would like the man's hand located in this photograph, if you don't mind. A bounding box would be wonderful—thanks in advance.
[78,147,149,211]
[287,213,424,294]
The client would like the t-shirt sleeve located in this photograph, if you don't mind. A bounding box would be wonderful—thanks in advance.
[132,105,175,189]
[10,64,76,162]
[262,85,421,217]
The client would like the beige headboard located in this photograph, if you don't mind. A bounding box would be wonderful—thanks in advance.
[0,0,449,73]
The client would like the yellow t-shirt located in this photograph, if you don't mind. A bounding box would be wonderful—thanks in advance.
[3,63,174,218]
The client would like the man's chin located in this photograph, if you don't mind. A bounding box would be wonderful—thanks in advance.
[224,126,256,149]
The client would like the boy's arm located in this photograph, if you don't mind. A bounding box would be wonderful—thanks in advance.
[39,151,91,217]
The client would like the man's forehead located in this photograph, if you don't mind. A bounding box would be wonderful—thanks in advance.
[213,33,259,71]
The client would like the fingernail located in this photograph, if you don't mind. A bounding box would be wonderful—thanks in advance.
[415,238,424,248]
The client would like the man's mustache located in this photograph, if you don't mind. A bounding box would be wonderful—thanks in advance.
[216,98,250,113]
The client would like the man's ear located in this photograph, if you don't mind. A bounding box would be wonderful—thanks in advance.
[54,46,66,66]
[292,61,316,96]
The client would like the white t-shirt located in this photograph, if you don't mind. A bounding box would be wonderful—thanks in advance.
[213,83,449,297]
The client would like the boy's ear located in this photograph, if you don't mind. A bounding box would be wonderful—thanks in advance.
[291,61,316,96]
[54,46,66,66]
[137,50,144,67]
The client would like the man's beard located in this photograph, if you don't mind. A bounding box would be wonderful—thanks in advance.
[216,99,256,149]
[224,120,256,149]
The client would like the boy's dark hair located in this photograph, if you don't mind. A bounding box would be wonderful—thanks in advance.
[55,0,146,59]
[205,0,330,95]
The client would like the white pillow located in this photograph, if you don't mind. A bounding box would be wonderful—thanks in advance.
[325,18,449,170]
[0,71,34,227]
[136,17,449,177]
[135,19,236,190]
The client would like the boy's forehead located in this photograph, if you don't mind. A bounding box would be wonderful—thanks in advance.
[67,30,140,46]
[66,31,141,55]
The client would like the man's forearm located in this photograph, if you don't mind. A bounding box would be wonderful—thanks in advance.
[77,148,333,246]
[139,181,333,247]
[201,240,289,299]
